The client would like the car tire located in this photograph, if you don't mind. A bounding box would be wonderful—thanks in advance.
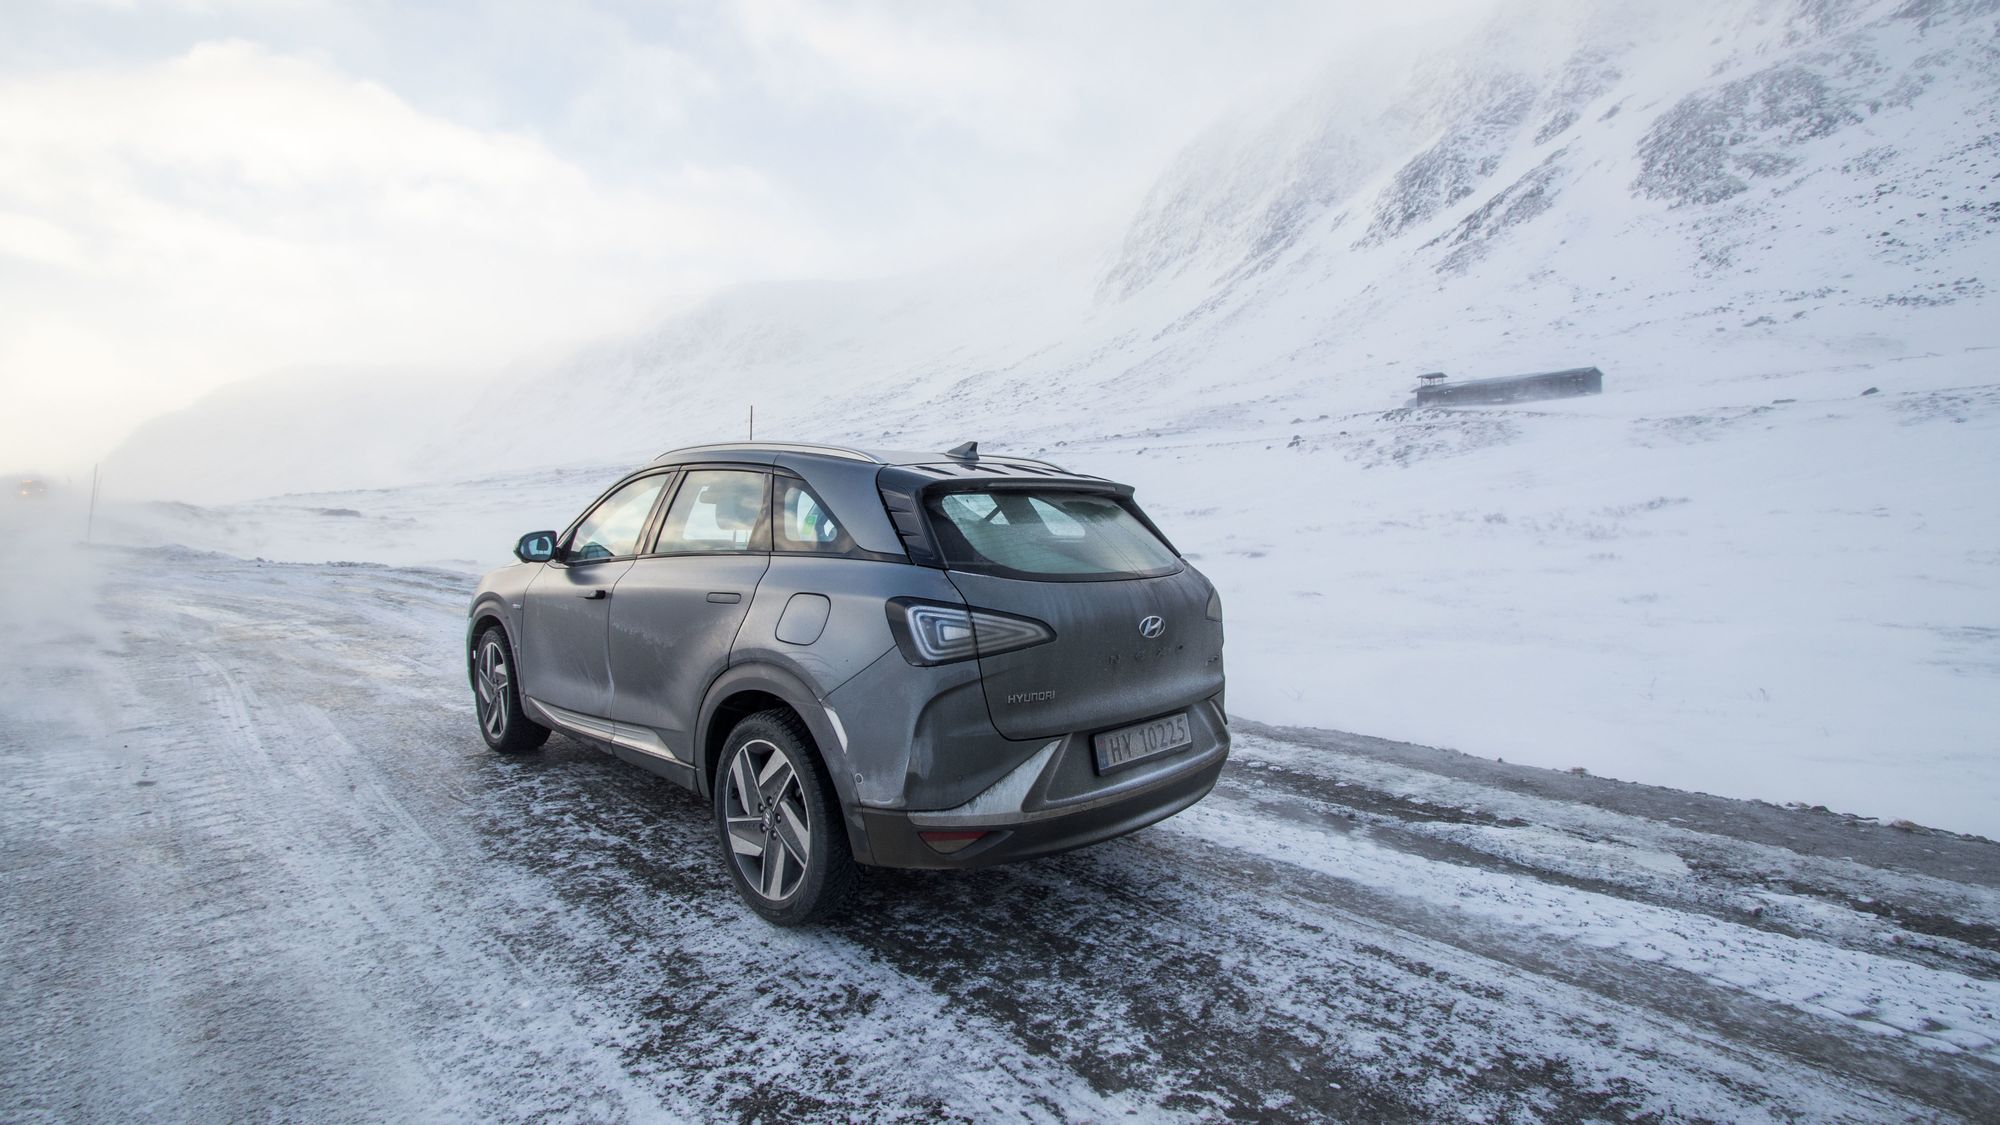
[472,626,549,755]
[713,710,858,926]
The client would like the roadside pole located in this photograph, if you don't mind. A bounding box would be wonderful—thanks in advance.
[86,464,99,545]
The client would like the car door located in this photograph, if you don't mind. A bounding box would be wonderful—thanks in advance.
[606,467,771,762]
[519,470,673,721]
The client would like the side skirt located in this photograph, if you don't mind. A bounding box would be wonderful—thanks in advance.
[523,696,698,791]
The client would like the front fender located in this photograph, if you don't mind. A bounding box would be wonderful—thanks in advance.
[465,594,519,686]
[465,564,539,688]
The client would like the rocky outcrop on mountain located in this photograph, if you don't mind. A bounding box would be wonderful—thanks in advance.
[1097,111,1388,299]
[1359,73,1539,247]
[1098,0,1996,290]
[108,0,2000,501]
[1637,63,1866,207]
[1425,148,1571,274]
[1533,47,1622,146]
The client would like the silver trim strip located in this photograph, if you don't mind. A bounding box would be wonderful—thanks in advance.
[525,696,612,739]
[651,442,1067,472]
[525,697,688,764]
[609,723,685,763]
[905,740,1060,824]
[982,456,1068,472]
[906,737,1226,828]
[655,442,880,463]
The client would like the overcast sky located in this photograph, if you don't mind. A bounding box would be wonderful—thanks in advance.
[0,0,1497,477]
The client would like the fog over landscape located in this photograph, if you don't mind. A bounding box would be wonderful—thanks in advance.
[55,0,2000,834]
[4,1,1999,1121]
[2,0,1443,477]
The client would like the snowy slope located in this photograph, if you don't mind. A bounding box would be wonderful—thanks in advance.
[83,351,2000,837]
[109,0,2000,486]
[94,0,2000,833]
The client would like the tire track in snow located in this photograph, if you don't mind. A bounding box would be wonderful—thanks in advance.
[4,550,1996,1122]
[4,569,693,1122]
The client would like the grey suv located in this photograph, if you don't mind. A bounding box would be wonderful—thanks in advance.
[467,442,1227,924]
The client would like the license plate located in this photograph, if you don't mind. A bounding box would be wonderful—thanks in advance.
[1093,712,1192,774]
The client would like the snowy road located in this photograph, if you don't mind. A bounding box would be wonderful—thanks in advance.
[4,549,1998,1122]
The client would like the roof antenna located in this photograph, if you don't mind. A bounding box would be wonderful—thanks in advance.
[945,440,978,461]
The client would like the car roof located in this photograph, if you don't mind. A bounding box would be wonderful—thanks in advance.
[631,441,1127,559]
[645,441,1094,480]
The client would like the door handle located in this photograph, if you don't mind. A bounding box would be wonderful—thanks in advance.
[579,589,609,600]
[706,591,742,604]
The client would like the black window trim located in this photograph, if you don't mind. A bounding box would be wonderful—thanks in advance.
[766,469,908,563]
[554,468,679,568]
[765,470,903,563]
[641,464,774,558]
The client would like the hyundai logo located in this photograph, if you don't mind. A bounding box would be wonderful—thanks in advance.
[1138,615,1166,639]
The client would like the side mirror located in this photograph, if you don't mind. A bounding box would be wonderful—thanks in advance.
[514,530,558,563]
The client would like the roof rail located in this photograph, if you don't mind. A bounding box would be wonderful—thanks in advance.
[932,439,1069,472]
[655,441,881,464]
[978,455,1067,472]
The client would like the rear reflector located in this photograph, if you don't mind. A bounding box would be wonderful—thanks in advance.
[918,830,988,855]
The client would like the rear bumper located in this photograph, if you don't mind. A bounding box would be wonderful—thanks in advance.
[849,710,1228,869]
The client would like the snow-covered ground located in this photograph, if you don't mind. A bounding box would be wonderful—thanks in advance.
[3,536,1996,1121]
[1131,351,2000,840]
[79,0,2000,834]
[7,2,1996,1113]
[66,342,2000,839]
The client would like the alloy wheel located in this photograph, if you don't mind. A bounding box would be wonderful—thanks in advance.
[723,738,812,902]
[474,638,509,741]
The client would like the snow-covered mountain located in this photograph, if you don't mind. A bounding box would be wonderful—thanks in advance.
[97,0,2000,832]
[112,0,1998,494]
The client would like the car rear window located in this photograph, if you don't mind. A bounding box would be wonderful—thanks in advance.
[924,489,1180,579]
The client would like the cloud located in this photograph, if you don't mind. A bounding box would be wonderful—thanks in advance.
[731,0,1074,149]
[0,39,824,473]
[0,1,1510,477]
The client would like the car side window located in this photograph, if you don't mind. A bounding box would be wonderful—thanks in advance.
[654,470,768,553]
[774,479,856,554]
[566,474,668,562]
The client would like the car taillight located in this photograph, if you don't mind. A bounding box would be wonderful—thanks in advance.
[885,598,1055,666]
